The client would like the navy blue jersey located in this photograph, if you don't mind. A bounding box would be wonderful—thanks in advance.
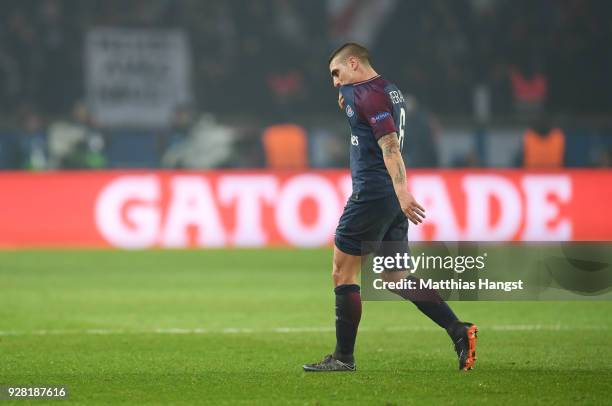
[340,75,407,201]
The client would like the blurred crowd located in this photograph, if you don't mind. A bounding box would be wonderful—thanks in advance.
[1,0,611,118]
[0,0,611,170]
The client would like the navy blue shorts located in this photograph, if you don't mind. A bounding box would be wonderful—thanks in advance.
[334,193,409,256]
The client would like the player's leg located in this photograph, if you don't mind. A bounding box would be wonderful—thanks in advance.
[302,246,362,372]
[331,245,362,362]
[303,197,388,372]
[381,212,478,371]
[381,269,459,330]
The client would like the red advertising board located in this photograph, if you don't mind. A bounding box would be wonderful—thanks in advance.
[0,170,610,248]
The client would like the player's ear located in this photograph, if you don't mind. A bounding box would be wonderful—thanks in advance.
[348,56,359,71]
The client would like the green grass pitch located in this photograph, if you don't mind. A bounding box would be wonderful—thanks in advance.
[1,249,611,405]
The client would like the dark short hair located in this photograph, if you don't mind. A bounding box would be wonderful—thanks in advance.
[328,42,371,65]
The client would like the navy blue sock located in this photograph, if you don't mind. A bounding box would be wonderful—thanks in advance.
[333,284,361,363]
[389,276,458,329]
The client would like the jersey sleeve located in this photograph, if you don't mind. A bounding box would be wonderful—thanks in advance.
[355,88,397,140]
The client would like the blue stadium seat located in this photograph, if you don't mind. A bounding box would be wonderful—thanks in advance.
[0,133,24,169]
[105,131,161,168]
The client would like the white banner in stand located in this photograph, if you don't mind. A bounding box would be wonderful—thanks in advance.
[86,28,191,127]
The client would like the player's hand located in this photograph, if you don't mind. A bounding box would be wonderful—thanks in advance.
[401,193,426,225]
[338,92,345,110]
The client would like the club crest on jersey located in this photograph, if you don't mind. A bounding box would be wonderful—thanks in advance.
[345,105,354,117]
[370,111,390,124]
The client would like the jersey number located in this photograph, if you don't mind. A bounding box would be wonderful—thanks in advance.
[398,107,405,151]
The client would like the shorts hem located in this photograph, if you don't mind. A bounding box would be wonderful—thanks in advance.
[334,237,362,256]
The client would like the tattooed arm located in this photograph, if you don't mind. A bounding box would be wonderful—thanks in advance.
[377,133,426,225]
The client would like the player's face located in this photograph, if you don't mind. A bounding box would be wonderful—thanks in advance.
[329,56,358,87]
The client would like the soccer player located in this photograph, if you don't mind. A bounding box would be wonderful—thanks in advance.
[303,43,478,372]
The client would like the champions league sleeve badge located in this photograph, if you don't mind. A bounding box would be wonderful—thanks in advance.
[346,105,354,117]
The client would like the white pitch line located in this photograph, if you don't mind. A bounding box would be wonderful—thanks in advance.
[0,325,608,337]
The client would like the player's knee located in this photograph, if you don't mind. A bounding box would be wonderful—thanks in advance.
[332,253,359,287]
[331,260,345,286]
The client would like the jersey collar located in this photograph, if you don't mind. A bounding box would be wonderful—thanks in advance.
[350,75,381,86]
